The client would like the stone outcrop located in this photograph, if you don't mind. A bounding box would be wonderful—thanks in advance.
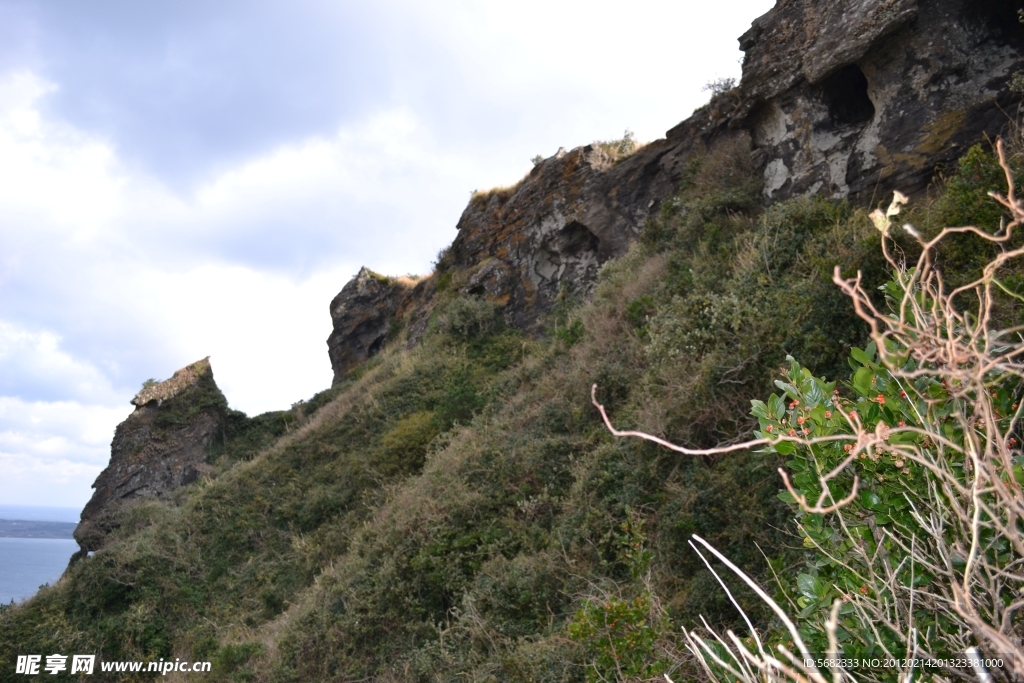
[327,269,434,384]
[326,0,1023,380]
[448,143,676,332]
[74,358,227,553]
[734,0,1024,200]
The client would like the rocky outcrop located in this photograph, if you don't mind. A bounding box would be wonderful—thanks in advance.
[74,358,227,552]
[327,269,434,384]
[734,0,1024,200]
[326,0,1023,380]
[448,144,667,331]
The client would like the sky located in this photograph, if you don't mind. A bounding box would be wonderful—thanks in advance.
[0,0,777,510]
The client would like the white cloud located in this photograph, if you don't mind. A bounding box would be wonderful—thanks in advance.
[0,452,105,507]
[0,71,124,241]
[0,396,127,507]
[381,0,776,149]
[0,322,122,404]
[131,262,355,415]
[0,69,480,507]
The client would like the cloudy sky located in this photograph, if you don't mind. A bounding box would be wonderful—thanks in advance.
[0,0,775,510]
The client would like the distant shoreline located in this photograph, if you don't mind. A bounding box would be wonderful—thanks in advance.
[0,519,77,539]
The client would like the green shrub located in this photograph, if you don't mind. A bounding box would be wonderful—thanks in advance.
[435,295,502,340]
[569,511,672,682]
[684,173,1024,683]
[379,410,438,473]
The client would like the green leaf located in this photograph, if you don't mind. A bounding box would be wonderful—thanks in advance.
[805,381,826,406]
[850,347,873,367]
[860,490,881,508]
[797,573,817,599]
[775,380,800,400]
[751,399,769,419]
[777,491,798,504]
[773,440,796,455]
[853,367,874,394]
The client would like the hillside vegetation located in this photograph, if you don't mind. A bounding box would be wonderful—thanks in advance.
[1,135,1021,682]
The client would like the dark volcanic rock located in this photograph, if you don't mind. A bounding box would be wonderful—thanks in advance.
[74,358,227,553]
[737,0,1024,201]
[435,109,758,339]
[325,0,1023,380]
[323,124,737,378]
[327,268,434,384]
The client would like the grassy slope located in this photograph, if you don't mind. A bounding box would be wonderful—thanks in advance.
[0,139,1016,683]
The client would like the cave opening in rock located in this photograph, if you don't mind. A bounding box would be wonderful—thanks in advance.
[821,64,874,127]
[551,221,599,257]
[367,334,385,357]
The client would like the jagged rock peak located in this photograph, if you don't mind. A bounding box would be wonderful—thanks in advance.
[326,268,432,384]
[74,358,228,554]
[131,356,212,407]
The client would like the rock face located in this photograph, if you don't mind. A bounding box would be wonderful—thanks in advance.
[326,0,1023,380]
[327,269,435,384]
[448,144,678,332]
[74,358,227,553]
[735,0,1024,200]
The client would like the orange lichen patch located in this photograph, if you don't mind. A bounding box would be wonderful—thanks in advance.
[917,110,966,156]
[875,143,895,180]
[876,110,967,180]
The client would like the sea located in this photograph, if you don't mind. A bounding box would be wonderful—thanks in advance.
[0,505,81,605]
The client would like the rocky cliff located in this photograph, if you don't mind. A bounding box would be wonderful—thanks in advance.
[735,0,1023,200]
[325,0,1024,383]
[326,269,433,379]
[74,358,228,553]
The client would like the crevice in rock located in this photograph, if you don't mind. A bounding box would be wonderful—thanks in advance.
[543,221,599,263]
[367,334,385,357]
[535,221,600,283]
